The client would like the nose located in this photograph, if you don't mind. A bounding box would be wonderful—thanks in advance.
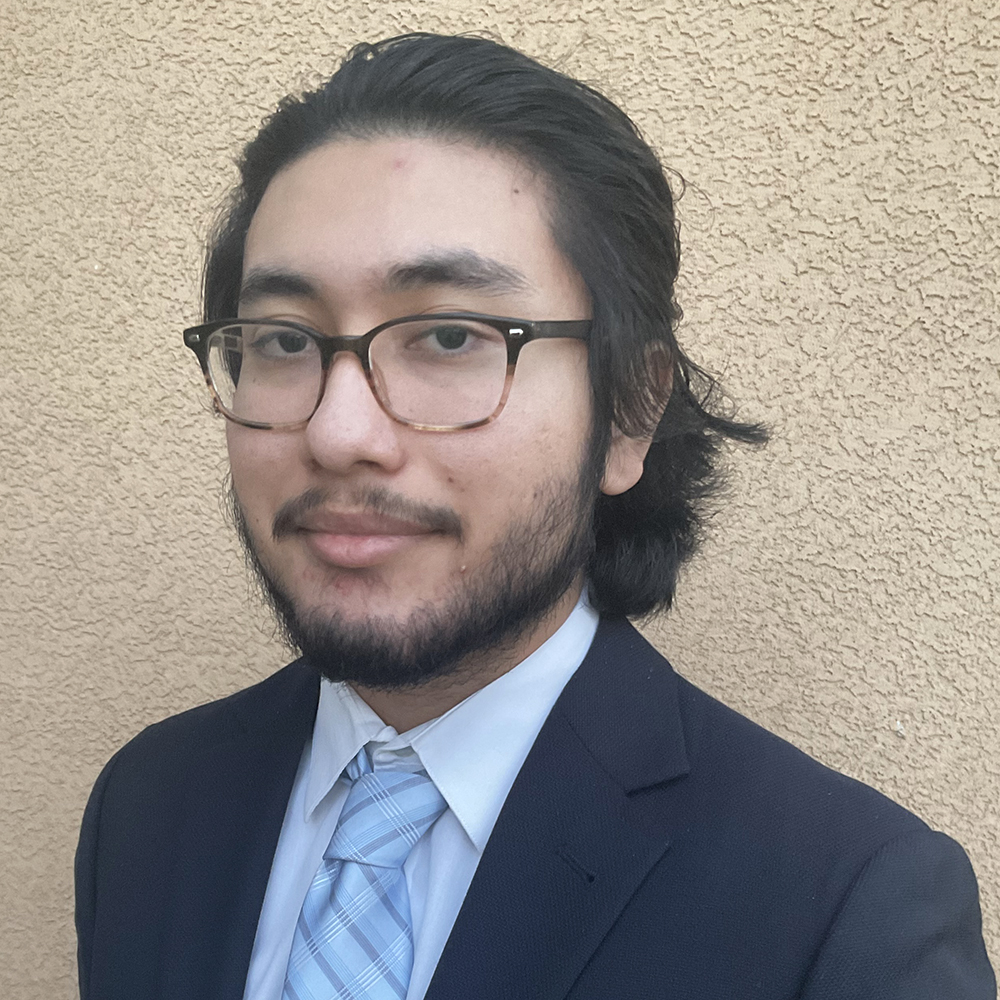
[304,352,406,474]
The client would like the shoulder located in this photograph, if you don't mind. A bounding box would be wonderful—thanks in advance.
[575,622,995,995]
[674,670,928,850]
[77,658,319,879]
[586,618,929,856]
[75,661,321,997]
[89,659,319,793]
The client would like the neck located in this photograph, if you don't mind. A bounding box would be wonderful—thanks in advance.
[351,581,583,732]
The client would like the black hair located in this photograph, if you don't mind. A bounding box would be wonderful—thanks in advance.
[204,32,766,619]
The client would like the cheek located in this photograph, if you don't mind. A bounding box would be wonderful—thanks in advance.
[506,348,593,475]
[444,346,591,488]
[509,341,592,422]
[226,426,290,520]
[430,408,591,531]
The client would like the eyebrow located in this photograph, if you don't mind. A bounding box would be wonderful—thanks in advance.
[238,268,319,308]
[238,249,530,310]
[383,249,530,295]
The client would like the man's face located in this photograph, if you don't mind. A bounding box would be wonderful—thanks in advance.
[227,136,639,686]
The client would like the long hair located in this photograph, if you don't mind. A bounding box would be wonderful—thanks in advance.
[203,32,766,618]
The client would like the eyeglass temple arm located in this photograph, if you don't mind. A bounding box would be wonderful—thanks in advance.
[527,319,591,341]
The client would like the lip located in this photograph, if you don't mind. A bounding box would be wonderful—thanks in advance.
[296,510,435,569]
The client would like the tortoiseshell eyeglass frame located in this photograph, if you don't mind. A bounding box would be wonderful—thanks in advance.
[182,311,592,432]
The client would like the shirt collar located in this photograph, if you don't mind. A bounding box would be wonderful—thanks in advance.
[303,595,599,851]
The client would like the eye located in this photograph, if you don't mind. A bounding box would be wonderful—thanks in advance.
[427,323,472,352]
[382,318,507,366]
[409,321,505,356]
[249,328,316,358]
[276,331,310,354]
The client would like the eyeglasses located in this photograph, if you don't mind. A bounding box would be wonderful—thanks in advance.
[183,312,591,431]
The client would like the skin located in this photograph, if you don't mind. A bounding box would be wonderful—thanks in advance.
[228,136,650,731]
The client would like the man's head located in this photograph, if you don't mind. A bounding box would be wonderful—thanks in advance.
[198,34,763,688]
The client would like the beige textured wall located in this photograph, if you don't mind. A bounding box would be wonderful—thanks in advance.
[1,0,997,995]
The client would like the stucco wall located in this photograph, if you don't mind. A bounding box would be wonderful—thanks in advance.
[1,1,996,995]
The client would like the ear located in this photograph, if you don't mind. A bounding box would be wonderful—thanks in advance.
[600,349,673,496]
[600,427,654,495]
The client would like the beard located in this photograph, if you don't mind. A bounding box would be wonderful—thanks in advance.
[226,448,601,691]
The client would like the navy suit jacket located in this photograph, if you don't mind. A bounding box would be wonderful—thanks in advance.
[76,618,995,999]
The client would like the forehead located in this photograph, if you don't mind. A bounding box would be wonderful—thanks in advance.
[242,136,587,312]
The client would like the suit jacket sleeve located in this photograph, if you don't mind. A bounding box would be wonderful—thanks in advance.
[800,828,996,999]
[75,750,119,1000]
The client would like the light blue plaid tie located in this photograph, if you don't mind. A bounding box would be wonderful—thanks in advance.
[282,746,447,1000]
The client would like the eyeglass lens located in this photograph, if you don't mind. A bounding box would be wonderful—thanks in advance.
[206,319,510,427]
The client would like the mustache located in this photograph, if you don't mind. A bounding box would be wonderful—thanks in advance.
[271,486,464,542]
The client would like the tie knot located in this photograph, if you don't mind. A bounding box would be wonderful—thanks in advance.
[326,748,447,869]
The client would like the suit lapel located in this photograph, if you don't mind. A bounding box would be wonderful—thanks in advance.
[158,661,320,1000]
[426,619,689,1000]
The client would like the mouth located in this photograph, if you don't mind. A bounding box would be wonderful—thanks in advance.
[296,510,440,569]
[270,487,463,570]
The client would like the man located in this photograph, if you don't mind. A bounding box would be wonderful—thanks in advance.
[75,32,995,1000]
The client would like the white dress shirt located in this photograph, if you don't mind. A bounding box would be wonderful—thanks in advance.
[242,596,599,1000]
